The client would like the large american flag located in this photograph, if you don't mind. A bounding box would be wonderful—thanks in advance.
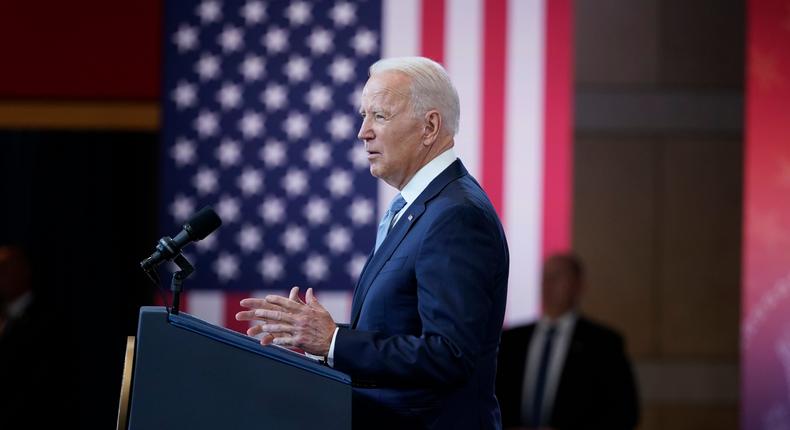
[159,0,572,333]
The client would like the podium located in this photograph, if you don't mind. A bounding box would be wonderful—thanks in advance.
[122,307,351,430]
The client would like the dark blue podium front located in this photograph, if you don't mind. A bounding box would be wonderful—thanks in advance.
[126,306,351,429]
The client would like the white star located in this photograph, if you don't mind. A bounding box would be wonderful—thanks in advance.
[306,84,332,112]
[285,1,312,26]
[261,83,287,111]
[303,197,330,225]
[329,56,355,83]
[171,81,197,109]
[262,26,288,53]
[239,55,265,81]
[171,137,196,167]
[326,226,351,254]
[172,24,199,52]
[196,0,222,23]
[240,0,266,25]
[216,195,241,223]
[260,139,287,167]
[307,28,333,55]
[193,167,219,195]
[347,253,368,280]
[239,110,265,139]
[349,85,363,108]
[259,253,284,281]
[195,53,221,81]
[348,198,374,225]
[237,167,264,195]
[195,232,217,252]
[284,56,311,82]
[281,225,307,254]
[216,82,242,110]
[304,141,331,168]
[259,197,285,224]
[281,168,308,196]
[303,254,328,282]
[213,252,240,282]
[170,194,195,222]
[328,113,354,141]
[351,29,377,56]
[215,138,241,167]
[283,111,309,140]
[237,224,262,253]
[218,25,244,53]
[348,145,369,170]
[330,2,357,27]
[194,110,219,138]
[326,169,352,197]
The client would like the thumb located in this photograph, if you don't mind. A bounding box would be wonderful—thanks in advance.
[306,288,324,309]
[289,286,305,304]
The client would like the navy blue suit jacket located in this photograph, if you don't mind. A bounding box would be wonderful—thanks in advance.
[332,160,509,429]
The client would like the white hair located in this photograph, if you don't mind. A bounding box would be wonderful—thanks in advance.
[369,56,460,136]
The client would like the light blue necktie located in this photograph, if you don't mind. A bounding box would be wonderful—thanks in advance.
[374,194,406,253]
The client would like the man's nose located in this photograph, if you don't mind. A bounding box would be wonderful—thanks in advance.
[357,117,373,142]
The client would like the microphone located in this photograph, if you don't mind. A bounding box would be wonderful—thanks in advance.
[140,206,222,271]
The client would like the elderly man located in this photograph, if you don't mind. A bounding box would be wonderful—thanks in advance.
[236,57,509,429]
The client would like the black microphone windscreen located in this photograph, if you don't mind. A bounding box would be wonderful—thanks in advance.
[185,207,222,240]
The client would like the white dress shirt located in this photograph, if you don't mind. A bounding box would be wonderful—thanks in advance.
[326,148,458,366]
[520,310,578,425]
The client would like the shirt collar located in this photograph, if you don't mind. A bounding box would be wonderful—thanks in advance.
[539,310,578,332]
[400,148,458,204]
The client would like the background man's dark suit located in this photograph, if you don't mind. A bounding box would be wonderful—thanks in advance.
[333,160,509,429]
[496,316,639,430]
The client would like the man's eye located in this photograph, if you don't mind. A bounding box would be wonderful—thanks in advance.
[375,114,385,120]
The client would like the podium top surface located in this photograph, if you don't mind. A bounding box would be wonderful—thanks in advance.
[139,306,351,384]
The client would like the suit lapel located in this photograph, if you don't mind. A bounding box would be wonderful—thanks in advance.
[349,159,468,327]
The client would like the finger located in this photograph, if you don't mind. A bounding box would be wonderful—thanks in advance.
[239,298,271,309]
[260,333,275,345]
[272,336,296,347]
[256,323,294,334]
[247,324,265,337]
[265,295,303,311]
[289,286,305,304]
[236,304,281,321]
[253,309,295,323]
[306,288,325,310]
[247,325,288,339]
[236,310,259,321]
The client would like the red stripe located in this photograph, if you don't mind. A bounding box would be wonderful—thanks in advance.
[224,291,252,334]
[420,0,446,64]
[541,0,573,255]
[481,0,507,220]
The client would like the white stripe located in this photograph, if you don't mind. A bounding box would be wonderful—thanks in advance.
[186,290,225,326]
[503,0,545,327]
[378,0,422,217]
[316,291,353,324]
[445,0,483,179]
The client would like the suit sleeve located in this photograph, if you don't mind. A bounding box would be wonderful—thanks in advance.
[332,204,506,387]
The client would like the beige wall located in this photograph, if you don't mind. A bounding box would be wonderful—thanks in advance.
[573,0,743,428]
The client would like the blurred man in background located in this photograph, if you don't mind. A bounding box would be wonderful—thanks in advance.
[496,253,639,430]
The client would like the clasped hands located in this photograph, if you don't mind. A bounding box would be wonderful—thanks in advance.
[235,286,337,357]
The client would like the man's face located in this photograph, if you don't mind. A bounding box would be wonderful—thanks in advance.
[540,258,581,318]
[357,71,426,189]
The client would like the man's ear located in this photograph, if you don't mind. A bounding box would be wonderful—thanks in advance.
[422,110,442,146]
